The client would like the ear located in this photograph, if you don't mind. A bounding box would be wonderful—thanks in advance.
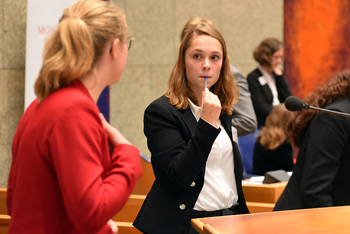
[110,38,121,59]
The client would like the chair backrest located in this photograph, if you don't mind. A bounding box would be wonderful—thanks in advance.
[238,129,260,178]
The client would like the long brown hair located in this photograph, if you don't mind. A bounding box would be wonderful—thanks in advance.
[180,17,214,41]
[166,23,239,115]
[34,0,128,102]
[287,69,350,147]
[259,104,291,150]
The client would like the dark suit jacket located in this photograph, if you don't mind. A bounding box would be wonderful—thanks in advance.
[247,68,291,128]
[274,99,350,211]
[133,95,249,234]
[252,139,294,176]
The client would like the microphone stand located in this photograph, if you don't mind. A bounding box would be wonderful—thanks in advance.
[304,104,350,118]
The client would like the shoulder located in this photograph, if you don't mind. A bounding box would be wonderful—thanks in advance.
[324,99,350,113]
[42,83,100,121]
[309,99,350,131]
[146,95,169,111]
[230,64,245,79]
[149,95,170,106]
[145,95,182,114]
[277,140,293,153]
[247,68,262,81]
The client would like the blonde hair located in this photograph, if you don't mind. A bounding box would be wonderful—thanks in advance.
[35,0,128,102]
[166,22,239,115]
[259,104,291,150]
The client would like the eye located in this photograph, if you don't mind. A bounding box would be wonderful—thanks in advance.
[212,55,220,61]
[193,54,201,59]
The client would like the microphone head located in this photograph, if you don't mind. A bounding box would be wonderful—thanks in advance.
[285,96,304,111]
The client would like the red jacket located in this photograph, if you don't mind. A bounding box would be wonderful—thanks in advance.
[7,79,142,234]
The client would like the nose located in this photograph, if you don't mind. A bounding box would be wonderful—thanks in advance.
[202,59,210,71]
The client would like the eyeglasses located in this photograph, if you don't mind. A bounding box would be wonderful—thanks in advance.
[127,38,132,51]
[109,37,133,53]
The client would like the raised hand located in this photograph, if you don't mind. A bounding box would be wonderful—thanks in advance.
[100,113,132,146]
[200,88,221,127]
[107,219,119,234]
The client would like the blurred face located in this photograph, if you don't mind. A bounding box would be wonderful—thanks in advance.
[271,47,284,69]
[184,35,223,95]
[112,38,129,84]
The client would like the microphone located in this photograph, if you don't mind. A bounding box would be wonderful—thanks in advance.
[285,96,350,118]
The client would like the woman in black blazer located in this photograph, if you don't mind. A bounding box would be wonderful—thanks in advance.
[274,70,350,211]
[133,23,249,234]
[247,38,292,128]
[252,104,294,176]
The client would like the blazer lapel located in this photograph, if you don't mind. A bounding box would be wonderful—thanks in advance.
[180,107,197,135]
[220,114,233,140]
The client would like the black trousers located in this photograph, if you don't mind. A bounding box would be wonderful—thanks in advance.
[184,205,238,234]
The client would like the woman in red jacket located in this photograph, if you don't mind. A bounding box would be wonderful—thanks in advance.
[6,1,142,233]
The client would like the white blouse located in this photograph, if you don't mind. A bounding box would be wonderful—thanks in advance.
[258,65,280,106]
[188,99,238,211]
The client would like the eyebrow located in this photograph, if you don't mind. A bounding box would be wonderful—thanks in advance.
[190,49,222,55]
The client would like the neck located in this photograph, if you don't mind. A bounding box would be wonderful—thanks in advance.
[192,89,203,107]
[79,69,106,103]
[261,66,272,74]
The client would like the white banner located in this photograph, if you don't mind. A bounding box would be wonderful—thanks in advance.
[25,0,78,109]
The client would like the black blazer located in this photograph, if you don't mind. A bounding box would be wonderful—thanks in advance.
[247,68,291,128]
[274,99,350,211]
[252,139,294,176]
[133,95,249,234]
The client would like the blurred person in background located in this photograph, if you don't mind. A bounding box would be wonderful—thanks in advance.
[247,38,292,128]
[252,104,294,175]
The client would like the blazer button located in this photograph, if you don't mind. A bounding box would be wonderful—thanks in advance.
[179,204,186,210]
[190,181,195,187]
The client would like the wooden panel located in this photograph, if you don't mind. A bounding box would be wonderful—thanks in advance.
[0,214,141,234]
[131,157,154,195]
[284,0,350,99]
[112,194,145,222]
[242,182,287,203]
[0,214,10,234]
[0,188,6,215]
[115,221,142,234]
[246,202,274,214]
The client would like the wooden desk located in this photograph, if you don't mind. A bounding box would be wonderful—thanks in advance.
[192,205,350,234]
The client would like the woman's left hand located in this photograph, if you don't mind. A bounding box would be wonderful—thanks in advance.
[100,113,132,146]
[200,88,221,127]
[107,219,119,234]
